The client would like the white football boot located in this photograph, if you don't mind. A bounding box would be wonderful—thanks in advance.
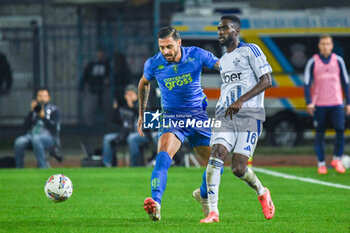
[192,188,209,217]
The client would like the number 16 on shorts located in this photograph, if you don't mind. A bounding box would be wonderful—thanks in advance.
[246,130,257,145]
[237,117,262,158]
[238,130,259,158]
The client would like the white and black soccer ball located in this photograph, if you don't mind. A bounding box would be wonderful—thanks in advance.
[341,155,350,169]
[44,174,73,202]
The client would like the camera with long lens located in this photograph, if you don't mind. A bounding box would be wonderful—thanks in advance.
[34,102,43,113]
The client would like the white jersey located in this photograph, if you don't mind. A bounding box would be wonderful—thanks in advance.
[216,42,272,121]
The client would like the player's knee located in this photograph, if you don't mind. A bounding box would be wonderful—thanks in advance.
[14,137,25,149]
[31,135,42,142]
[232,164,246,177]
[103,135,110,144]
[315,132,324,141]
[126,134,135,144]
[211,145,228,161]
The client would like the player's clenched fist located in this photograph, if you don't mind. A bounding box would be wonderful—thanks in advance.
[137,117,144,136]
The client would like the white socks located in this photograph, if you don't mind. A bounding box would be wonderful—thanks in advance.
[318,161,326,167]
[206,158,266,215]
[206,157,224,215]
[240,166,266,196]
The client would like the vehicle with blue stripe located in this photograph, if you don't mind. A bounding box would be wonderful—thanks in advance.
[171,4,350,146]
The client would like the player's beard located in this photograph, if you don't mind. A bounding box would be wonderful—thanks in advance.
[219,34,234,47]
[164,49,179,62]
[164,54,173,62]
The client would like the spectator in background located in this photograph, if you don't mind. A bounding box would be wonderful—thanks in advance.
[0,52,13,96]
[304,35,350,174]
[114,52,132,107]
[14,87,61,168]
[80,48,111,125]
[102,84,154,167]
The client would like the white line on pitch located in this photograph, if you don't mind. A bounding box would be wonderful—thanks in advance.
[253,167,350,190]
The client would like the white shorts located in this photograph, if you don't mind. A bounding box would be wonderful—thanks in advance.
[210,116,263,158]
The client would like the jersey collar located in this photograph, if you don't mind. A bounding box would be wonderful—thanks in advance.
[318,52,333,64]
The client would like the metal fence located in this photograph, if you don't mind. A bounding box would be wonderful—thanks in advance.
[0,21,154,126]
[0,26,37,125]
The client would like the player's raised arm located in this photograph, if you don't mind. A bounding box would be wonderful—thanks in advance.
[137,75,151,136]
[225,73,272,119]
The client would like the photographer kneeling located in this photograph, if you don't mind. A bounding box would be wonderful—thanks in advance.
[14,87,60,168]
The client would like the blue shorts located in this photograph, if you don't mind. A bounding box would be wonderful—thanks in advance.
[158,111,211,148]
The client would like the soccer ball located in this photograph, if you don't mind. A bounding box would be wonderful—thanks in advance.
[341,155,350,169]
[44,174,73,202]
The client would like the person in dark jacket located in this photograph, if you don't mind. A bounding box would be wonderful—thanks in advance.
[14,87,60,168]
[80,48,110,125]
[102,84,138,167]
[102,84,156,167]
[114,52,132,107]
[0,52,13,96]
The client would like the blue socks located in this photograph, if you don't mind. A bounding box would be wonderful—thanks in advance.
[200,167,224,198]
[150,151,224,203]
[151,151,172,205]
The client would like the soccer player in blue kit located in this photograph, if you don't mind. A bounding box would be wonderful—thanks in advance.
[137,26,220,221]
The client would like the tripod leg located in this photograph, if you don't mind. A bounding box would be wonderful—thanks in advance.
[189,153,201,168]
[184,153,190,168]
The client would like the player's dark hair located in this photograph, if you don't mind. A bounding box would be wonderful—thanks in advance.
[157,26,181,40]
[36,87,50,95]
[221,15,241,29]
[319,34,332,42]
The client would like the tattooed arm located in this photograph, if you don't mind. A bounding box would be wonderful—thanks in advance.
[137,75,151,136]
[213,60,220,71]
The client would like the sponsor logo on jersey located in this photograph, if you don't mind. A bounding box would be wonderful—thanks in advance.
[223,72,242,83]
[164,73,193,90]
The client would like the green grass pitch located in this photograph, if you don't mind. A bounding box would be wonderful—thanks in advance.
[0,167,349,233]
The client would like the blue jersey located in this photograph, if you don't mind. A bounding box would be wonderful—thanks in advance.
[143,46,219,114]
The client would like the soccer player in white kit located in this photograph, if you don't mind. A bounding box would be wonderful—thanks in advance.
[199,15,275,223]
